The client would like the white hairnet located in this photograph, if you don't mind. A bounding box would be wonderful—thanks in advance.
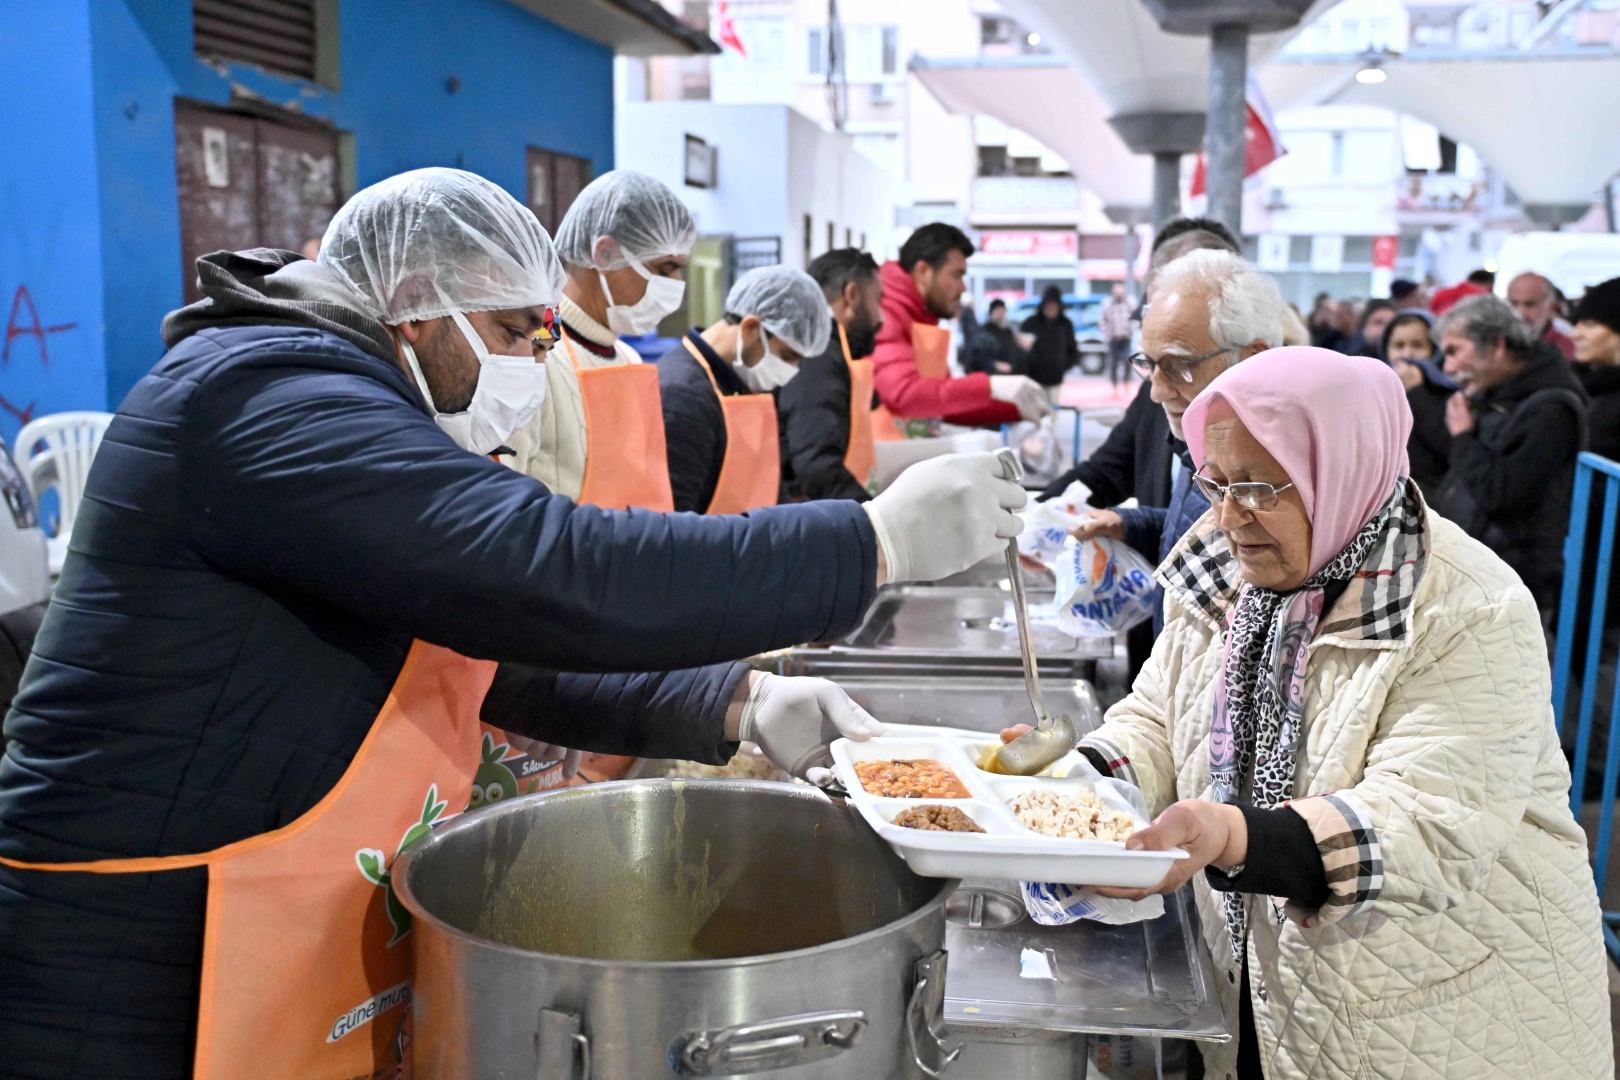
[319,167,565,324]
[725,265,832,357]
[553,170,697,271]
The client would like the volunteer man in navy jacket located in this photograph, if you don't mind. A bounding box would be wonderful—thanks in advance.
[0,169,1025,1078]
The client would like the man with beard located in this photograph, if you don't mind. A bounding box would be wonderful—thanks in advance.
[777,248,888,502]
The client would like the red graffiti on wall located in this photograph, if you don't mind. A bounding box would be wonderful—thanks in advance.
[4,285,77,367]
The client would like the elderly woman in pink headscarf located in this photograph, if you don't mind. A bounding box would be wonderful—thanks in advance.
[1044,348,1610,1079]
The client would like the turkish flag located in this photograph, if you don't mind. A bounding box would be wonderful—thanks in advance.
[715,0,747,57]
[1190,74,1285,196]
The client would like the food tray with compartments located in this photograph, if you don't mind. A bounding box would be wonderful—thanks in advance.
[829,736,1186,887]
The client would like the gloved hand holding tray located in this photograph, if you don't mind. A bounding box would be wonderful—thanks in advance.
[829,735,1187,887]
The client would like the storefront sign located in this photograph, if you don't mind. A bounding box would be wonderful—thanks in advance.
[977,231,1078,259]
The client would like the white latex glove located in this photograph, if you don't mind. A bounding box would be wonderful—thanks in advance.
[501,731,582,780]
[989,374,1054,421]
[863,451,1027,583]
[739,673,886,778]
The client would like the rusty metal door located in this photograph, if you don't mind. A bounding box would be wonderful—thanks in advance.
[526,146,592,236]
[174,100,339,302]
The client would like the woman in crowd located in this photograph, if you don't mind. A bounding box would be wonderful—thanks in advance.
[1020,348,1610,1080]
[1382,308,1454,499]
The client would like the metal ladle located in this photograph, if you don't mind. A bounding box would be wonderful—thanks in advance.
[992,448,1080,776]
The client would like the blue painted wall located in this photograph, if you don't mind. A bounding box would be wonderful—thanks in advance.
[0,0,614,440]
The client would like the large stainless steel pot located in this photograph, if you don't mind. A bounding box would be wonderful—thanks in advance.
[394,779,960,1079]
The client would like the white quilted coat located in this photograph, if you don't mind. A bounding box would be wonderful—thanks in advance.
[1093,511,1613,1080]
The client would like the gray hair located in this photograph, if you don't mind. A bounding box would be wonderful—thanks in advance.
[1153,248,1286,351]
[1437,294,1535,359]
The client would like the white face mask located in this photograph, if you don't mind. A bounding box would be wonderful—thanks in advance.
[599,252,685,337]
[733,329,799,392]
[400,310,547,455]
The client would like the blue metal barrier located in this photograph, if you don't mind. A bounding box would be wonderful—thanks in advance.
[1551,451,1620,959]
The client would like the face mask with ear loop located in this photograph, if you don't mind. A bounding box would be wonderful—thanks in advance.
[398,310,548,455]
[733,326,799,392]
[598,251,686,337]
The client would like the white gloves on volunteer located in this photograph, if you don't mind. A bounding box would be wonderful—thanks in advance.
[989,374,1054,421]
[739,672,885,777]
[863,451,1027,583]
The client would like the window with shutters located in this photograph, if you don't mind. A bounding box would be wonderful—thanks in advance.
[194,0,318,82]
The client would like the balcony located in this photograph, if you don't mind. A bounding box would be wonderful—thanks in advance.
[970,176,1080,227]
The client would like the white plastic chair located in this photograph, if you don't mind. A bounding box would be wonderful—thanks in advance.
[14,411,114,575]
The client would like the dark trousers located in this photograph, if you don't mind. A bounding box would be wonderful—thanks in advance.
[1107,338,1132,385]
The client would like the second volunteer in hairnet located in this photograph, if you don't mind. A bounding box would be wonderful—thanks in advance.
[508,170,696,508]
[0,168,1030,1079]
[658,265,830,513]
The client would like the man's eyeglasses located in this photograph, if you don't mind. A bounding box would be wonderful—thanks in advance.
[1192,472,1295,511]
[1129,346,1236,385]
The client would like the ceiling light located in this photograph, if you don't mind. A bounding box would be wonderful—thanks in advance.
[1027,32,1041,46]
[1355,65,1387,84]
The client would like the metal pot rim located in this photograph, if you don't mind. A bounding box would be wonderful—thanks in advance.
[393,778,957,970]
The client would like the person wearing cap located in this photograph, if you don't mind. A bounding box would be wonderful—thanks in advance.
[507,169,695,508]
[0,168,1030,1079]
[657,266,828,514]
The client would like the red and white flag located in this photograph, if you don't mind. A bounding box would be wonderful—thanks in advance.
[714,0,747,57]
[1190,73,1285,196]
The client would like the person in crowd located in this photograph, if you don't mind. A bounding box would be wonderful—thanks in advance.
[1020,284,1081,389]
[1382,308,1454,499]
[777,248,886,503]
[658,265,829,514]
[1147,215,1241,271]
[1508,270,1576,359]
[1349,298,1395,357]
[971,299,1028,375]
[1014,347,1611,1080]
[1468,267,1497,290]
[1308,293,1351,353]
[1389,277,1428,309]
[1433,293,1587,621]
[0,169,1032,1078]
[508,170,694,503]
[1052,249,1285,642]
[1429,278,1488,316]
[872,222,1049,427]
[1100,281,1135,386]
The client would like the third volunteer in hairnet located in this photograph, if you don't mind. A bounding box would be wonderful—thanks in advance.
[507,170,696,506]
[657,265,831,513]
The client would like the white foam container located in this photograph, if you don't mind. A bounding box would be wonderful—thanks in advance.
[830,735,1187,888]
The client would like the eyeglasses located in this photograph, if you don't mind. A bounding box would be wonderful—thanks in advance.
[1192,472,1295,511]
[1129,346,1237,385]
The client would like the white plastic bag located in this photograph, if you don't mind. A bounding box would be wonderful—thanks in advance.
[1051,535,1158,637]
[1015,500,1085,565]
[1022,777,1164,926]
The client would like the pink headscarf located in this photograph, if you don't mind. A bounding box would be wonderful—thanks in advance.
[1183,347,1412,577]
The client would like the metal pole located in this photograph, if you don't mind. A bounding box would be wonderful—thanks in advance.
[1123,224,1138,304]
[1205,22,1249,235]
[1152,151,1182,230]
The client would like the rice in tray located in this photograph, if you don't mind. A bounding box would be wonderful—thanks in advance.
[1008,787,1137,841]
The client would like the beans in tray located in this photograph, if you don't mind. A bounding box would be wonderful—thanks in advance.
[854,759,972,799]
[1008,788,1137,841]
[892,805,985,833]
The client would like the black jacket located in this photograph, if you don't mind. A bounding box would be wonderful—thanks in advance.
[1435,346,1587,615]
[0,250,878,1078]
[1405,363,1455,502]
[776,327,871,503]
[1573,362,1620,630]
[657,329,758,513]
[1020,312,1079,387]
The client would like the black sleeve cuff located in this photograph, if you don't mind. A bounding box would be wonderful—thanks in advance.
[1080,746,1114,777]
[1204,804,1330,908]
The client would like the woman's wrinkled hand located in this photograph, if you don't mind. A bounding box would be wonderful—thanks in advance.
[1091,799,1248,900]
[1070,509,1124,542]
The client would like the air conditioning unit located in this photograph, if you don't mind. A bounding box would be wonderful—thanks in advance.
[869,82,898,105]
[1264,187,1289,210]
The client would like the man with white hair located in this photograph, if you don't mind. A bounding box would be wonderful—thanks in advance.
[1507,270,1575,359]
[1054,248,1286,638]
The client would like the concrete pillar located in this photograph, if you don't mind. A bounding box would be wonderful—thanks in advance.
[1107,112,1204,237]
[1152,152,1182,230]
[1204,22,1249,236]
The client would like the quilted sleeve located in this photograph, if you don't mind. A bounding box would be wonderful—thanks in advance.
[1079,621,1180,816]
[1283,592,1547,927]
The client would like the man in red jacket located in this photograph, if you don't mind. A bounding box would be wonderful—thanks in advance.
[875,222,1051,427]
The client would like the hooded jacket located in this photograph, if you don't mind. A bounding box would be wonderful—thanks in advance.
[0,249,878,1078]
[871,261,1019,426]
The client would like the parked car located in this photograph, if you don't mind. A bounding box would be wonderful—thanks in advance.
[1009,293,1107,375]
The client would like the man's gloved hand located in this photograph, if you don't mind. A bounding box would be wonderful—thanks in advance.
[501,732,582,780]
[989,375,1054,421]
[740,673,886,778]
[863,451,1027,583]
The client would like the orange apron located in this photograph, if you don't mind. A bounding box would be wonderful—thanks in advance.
[868,321,951,445]
[839,323,876,491]
[565,331,675,513]
[0,641,501,1080]
[680,336,779,514]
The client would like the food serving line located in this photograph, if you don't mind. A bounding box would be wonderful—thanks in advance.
[391,559,1229,1079]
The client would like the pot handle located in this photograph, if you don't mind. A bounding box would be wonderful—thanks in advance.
[537,1007,590,1080]
[669,1009,867,1076]
[907,950,963,1078]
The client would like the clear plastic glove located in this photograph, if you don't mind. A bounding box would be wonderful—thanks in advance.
[502,731,582,780]
[739,673,886,778]
[989,374,1054,421]
[863,451,1027,583]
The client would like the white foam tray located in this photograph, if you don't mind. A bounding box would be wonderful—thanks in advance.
[830,735,1187,887]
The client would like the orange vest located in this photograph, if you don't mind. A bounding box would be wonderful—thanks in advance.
[839,323,876,491]
[868,321,952,445]
[680,335,780,514]
[565,331,675,513]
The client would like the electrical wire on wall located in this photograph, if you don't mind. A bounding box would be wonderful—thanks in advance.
[825,0,847,131]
